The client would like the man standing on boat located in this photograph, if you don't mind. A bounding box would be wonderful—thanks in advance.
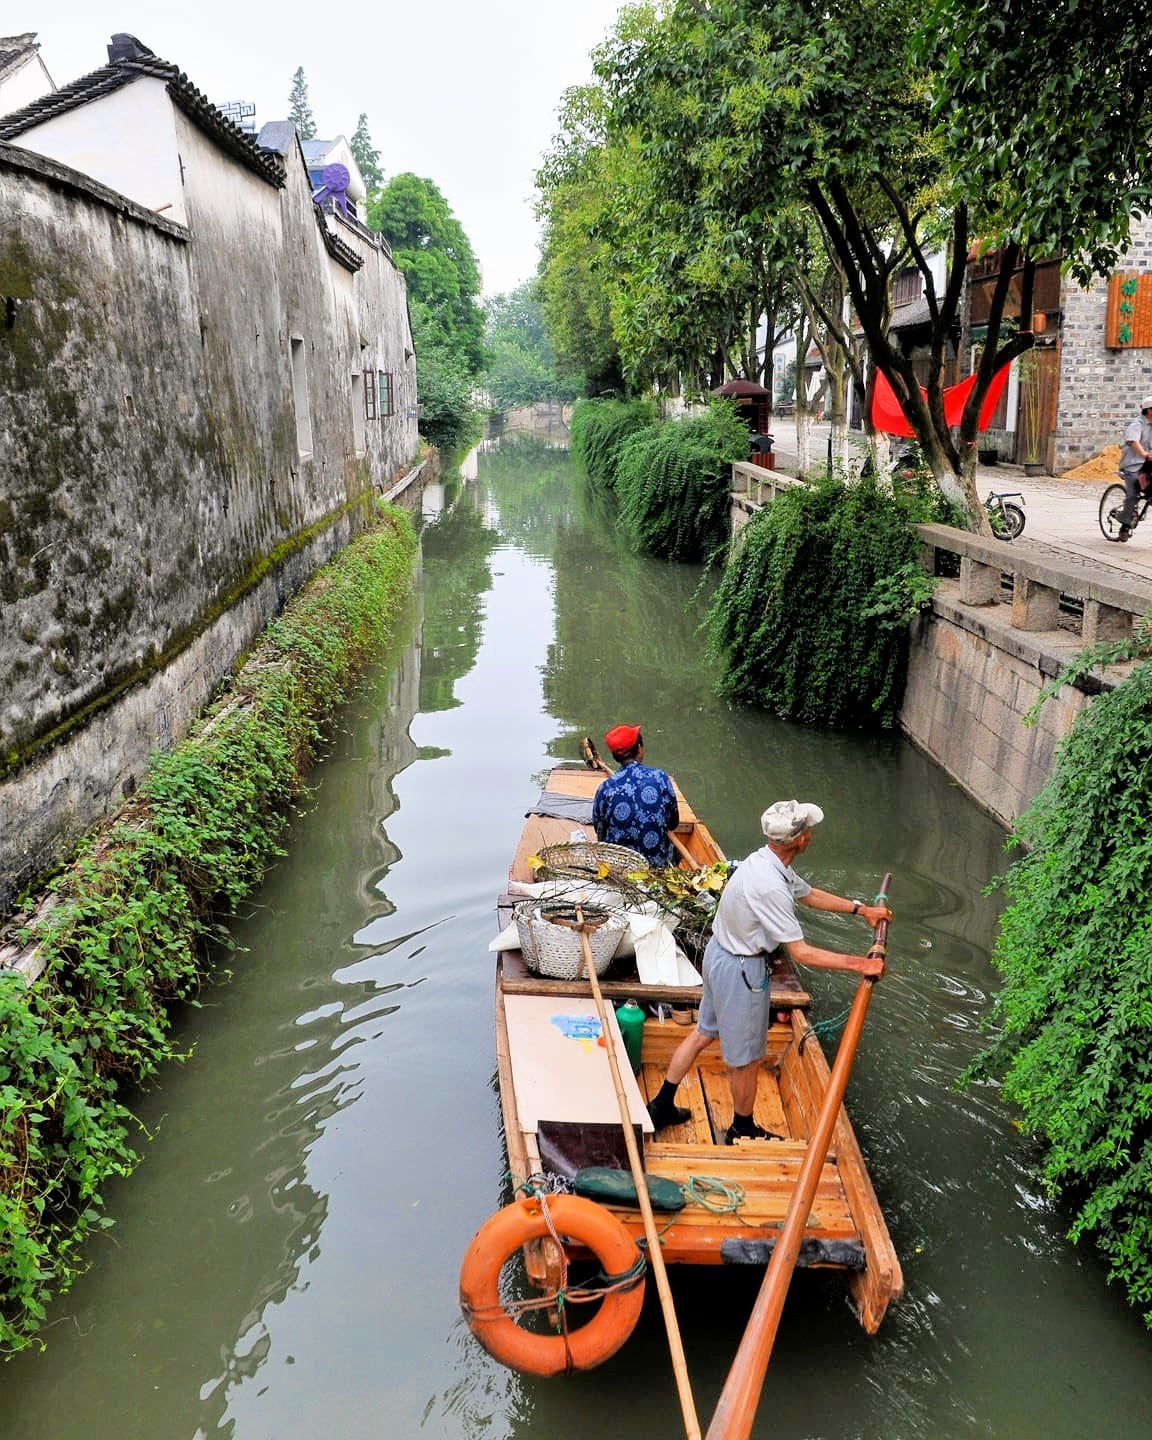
[646,800,890,1143]
[591,724,680,869]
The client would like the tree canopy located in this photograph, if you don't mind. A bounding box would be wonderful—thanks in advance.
[920,0,1152,283]
[483,281,567,412]
[535,84,628,396]
[368,174,486,375]
[537,0,1152,521]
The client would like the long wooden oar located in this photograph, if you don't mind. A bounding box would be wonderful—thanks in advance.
[580,736,700,870]
[705,874,892,1440]
[572,907,702,1440]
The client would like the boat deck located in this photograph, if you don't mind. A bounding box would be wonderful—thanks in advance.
[494,766,902,1334]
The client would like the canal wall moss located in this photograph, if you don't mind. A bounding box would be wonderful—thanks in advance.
[0,507,417,1354]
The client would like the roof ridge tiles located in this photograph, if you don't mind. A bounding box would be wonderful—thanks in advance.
[0,51,284,189]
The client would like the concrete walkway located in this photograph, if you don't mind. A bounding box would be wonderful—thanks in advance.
[767,418,1152,587]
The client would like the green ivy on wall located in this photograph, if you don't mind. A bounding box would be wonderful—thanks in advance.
[706,472,938,728]
[615,403,751,562]
[969,656,1152,1325]
[0,506,417,1352]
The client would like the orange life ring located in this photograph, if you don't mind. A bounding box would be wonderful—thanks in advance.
[459,1193,646,1375]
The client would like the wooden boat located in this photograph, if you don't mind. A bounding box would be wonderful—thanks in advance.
[482,764,902,1361]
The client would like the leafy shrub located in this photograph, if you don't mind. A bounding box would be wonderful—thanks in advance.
[706,472,936,727]
[615,403,751,561]
[0,509,417,1352]
[969,658,1152,1324]
[569,397,656,487]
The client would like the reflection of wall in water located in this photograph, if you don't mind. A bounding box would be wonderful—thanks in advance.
[421,482,445,521]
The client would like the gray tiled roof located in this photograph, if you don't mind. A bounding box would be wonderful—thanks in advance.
[0,48,284,188]
[889,296,934,331]
[0,33,39,82]
[316,208,363,273]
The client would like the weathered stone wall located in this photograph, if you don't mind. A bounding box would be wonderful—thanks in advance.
[0,130,419,913]
[1052,214,1152,474]
[900,595,1098,828]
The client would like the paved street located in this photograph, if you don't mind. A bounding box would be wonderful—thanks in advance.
[767,418,1152,586]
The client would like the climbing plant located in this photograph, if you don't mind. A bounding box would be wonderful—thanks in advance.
[568,397,656,488]
[0,508,416,1352]
[968,658,1152,1325]
[614,402,750,561]
[706,473,938,727]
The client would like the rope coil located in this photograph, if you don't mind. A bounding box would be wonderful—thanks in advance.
[682,1175,745,1212]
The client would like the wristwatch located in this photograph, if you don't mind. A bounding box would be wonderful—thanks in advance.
[851,899,861,915]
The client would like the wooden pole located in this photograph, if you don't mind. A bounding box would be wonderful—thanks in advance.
[574,909,703,1440]
[668,829,700,870]
[705,875,892,1440]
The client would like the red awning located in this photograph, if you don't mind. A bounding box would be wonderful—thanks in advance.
[870,364,1011,437]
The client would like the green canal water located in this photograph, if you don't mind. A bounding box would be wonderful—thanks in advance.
[2,434,1149,1438]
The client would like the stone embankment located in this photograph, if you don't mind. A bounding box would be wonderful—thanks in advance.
[730,459,1152,827]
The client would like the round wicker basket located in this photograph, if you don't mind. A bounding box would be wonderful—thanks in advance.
[513,901,627,980]
[535,841,647,885]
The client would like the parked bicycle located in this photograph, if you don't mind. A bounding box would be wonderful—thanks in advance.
[985,489,1026,540]
[1099,480,1152,542]
[892,446,1028,539]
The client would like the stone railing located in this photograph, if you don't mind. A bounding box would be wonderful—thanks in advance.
[730,460,807,532]
[915,523,1152,648]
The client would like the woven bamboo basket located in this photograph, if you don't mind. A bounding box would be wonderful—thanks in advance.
[535,841,647,885]
[513,901,627,980]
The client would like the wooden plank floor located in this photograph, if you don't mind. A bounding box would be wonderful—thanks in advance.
[622,1020,861,1257]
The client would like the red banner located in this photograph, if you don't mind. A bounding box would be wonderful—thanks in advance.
[870,364,1011,437]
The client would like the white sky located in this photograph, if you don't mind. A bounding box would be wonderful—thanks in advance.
[18,2,625,297]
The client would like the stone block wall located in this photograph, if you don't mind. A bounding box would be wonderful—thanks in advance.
[900,596,1098,828]
[1052,215,1152,473]
[0,132,419,914]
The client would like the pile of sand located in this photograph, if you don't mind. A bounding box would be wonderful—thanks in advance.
[1063,445,1121,481]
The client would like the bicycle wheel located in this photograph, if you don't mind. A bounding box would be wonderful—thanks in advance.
[1099,484,1128,541]
[1000,502,1026,539]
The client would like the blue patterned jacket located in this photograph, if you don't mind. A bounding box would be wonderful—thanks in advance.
[591,762,680,868]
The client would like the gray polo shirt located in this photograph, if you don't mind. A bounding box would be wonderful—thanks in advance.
[1120,416,1152,479]
[712,846,810,955]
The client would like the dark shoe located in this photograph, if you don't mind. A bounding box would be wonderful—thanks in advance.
[725,1122,784,1145]
[1119,526,1132,542]
[647,1098,692,1130]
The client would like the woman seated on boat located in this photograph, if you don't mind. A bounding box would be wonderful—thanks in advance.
[646,799,890,1143]
[590,723,679,869]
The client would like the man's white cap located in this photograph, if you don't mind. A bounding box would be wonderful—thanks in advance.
[1141,395,1152,411]
[761,800,825,841]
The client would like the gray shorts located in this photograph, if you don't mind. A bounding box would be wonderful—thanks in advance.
[697,935,774,1068]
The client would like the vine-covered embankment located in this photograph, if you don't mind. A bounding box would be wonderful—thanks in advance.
[0,505,417,1352]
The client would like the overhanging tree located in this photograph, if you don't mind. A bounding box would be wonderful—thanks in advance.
[921,0,1152,285]
[595,0,1034,524]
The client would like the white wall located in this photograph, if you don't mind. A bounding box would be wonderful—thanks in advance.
[9,77,185,223]
[0,53,55,116]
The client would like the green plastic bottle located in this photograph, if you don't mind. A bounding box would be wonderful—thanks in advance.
[615,999,646,1074]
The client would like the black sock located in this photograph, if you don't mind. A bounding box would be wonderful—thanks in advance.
[656,1080,680,1107]
[730,1111,756,1135]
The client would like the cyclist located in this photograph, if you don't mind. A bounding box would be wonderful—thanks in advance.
[1117,395,1152,540]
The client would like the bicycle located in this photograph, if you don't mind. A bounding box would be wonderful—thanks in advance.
[1099,479,1152,542]
[985,490,1026,540]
